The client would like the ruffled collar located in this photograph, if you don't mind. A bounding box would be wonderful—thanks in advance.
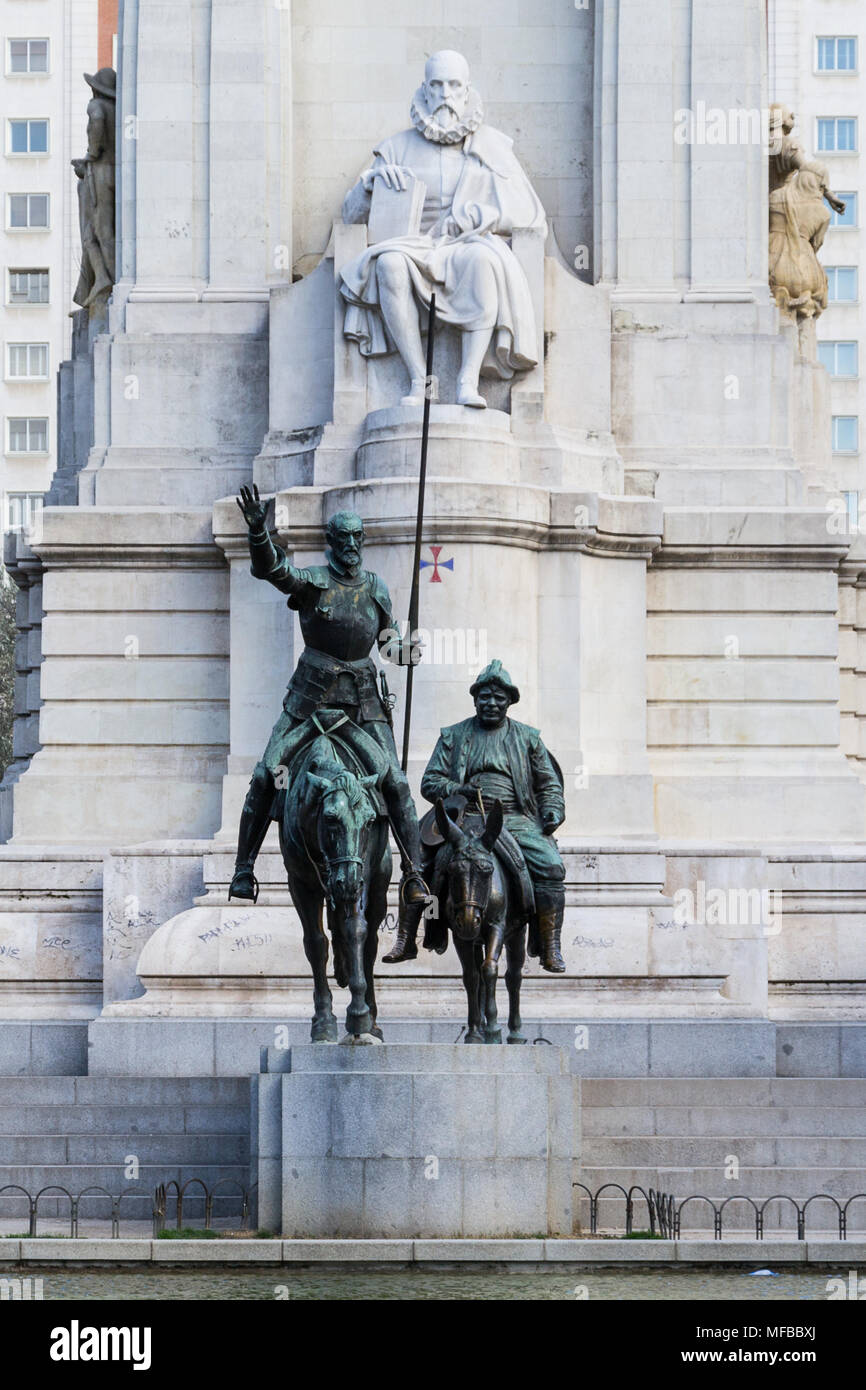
[410,86,483,145]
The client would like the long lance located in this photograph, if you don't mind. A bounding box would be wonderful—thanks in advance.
[401,293,437,773]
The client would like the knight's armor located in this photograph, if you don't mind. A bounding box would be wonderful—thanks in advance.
[229,519,426,905]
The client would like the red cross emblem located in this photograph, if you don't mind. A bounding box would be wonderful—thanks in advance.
[419,545,454,583]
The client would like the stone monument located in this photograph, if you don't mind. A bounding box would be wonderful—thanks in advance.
[339,49,545,409]
[0,1,862,1107]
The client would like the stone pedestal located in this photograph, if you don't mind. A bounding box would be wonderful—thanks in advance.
[252,1044,577,1238]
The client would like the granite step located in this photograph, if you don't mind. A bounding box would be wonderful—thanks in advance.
[0,1134,248,1165]
[0,1075,252,1226]
[582,1104,866,1136]
[581,1077,866,1106]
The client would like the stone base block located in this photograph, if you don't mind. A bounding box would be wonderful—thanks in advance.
[0,1021,89,1075]
[253,1044,577,1238]
[85,1016,866,1079]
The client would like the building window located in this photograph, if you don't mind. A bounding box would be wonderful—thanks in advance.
[5,493,43,536]
[817,117,858,153]
[826,267,858,302]
[7,39,49,75]
[6,343,48,380]
[7,269,49,305]
[6,417,48,453]
[7,193,49,229]
[817,38,857,73]
[833,416,859,453]
[818,340,859,377]
[830,192,858,228]
[842,491,860,532]
[7,118,49,155]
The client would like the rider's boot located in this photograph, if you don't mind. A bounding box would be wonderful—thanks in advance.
[535,888,566,973]
[229,764,273,902]
[382,895,425,964]
[385,777,430,909]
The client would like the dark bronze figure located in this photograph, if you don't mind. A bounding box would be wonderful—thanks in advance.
[280,723,391,1040]
[384,659,567,973]
[230,487,428,914]
[432,796,529,1043]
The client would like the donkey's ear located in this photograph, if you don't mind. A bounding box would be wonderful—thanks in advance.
[306,772,329,792]
[359,773,379,790]
[435,798,464,846]
[480,798,503,850]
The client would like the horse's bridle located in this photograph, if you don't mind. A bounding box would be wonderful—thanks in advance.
[448,851,494,917]
[305,783,369,906]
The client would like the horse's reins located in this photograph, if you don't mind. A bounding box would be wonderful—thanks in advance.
[304,781,368,909]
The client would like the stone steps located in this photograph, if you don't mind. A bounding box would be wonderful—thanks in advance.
[577,1077,866,1234]
[0,1075,251,1226]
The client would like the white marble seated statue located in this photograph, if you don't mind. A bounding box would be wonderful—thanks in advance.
[339,49,546,409]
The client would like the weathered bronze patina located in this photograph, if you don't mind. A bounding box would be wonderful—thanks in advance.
[230,485,428,912]
[384,658,567,973]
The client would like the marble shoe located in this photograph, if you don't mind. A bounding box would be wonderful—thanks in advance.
[456,378,486,408]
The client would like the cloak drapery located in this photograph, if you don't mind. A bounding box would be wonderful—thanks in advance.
[339,125,546,380]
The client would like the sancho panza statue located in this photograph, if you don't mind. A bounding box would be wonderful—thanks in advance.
[229,486,428,910]
[384,659,567,972]
[339,49,546,409]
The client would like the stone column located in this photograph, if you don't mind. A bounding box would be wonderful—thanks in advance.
[78,0,290,508]
[686,0,769,299]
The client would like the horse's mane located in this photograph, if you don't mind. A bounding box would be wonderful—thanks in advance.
[304,735,369,807]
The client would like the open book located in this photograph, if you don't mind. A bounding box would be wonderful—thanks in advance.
[367,172,427,244]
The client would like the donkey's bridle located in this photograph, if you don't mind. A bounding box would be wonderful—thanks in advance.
[448,852,493,915]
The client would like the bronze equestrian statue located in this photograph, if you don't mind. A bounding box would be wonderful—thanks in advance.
[279,726,392,1040]
[230,486,428,915]
[384,659,567,974]
[431,795,530,1043]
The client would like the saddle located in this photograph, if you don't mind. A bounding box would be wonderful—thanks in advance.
[269,708,389,821]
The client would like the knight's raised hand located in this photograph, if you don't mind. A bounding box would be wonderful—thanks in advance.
[236,483,268,532]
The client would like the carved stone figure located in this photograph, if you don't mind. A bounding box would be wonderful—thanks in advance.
[339,50,546,408]
[229,487,428,915]
[769,168,831,321]
[768,103,844,323]
[383,659,567,973]
[72,68,116,311]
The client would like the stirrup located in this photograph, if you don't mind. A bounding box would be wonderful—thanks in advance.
[229,868,259,904]
[399,871,429,907]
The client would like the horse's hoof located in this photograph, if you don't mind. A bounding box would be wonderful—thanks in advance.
[464,1031,485,1045]
[484,1029,502,1045]
[370,1023,384,1041]
[339,1031,383,1045]
[507,1034,528,1045]
[310,1015,338,1044]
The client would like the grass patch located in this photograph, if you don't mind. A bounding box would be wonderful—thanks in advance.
[621,1230,665,1240]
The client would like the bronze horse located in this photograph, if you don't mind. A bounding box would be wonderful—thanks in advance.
[280,733,391,1041]
[433,798,528,1044]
